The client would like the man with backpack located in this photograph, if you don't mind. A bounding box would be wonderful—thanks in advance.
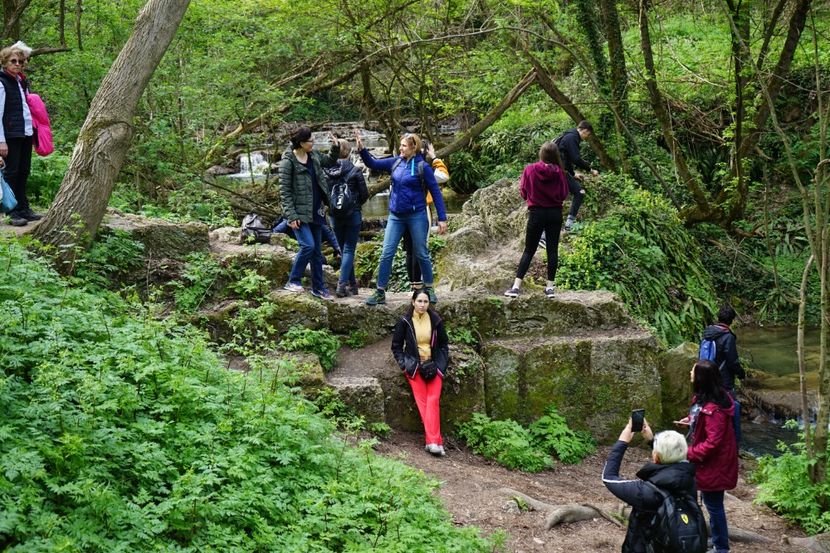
[603,419,707,553]
[700,304,746,444]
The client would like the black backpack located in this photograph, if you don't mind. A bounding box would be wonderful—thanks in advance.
[645,483,707,553]
[240,213,272,244]
[326,166,359,218]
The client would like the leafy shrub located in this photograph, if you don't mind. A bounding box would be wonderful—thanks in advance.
[344,329,369,349]
[457,413,553,472]
[753,430,830,534]
[280,325,340,372]
[74,230,146,289]
[557,180,717,345]
[0,238,492,551]
[528,405,596,464]
[171,253,223,312]
[27,153,70,205]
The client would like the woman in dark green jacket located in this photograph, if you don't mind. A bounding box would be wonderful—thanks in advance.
[279,127,340,300]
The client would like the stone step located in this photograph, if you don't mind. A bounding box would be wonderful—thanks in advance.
[327,376,386,424]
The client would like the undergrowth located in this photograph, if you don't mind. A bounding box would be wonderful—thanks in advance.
[457,406,595,472]
[0,238,493,551]
[753,425,830,535]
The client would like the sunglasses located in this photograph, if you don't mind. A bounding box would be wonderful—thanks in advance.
[7,59,24,65]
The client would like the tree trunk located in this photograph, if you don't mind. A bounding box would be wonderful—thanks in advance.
[436,69,536,158]
[799,255,814,457]
[638,0,708,217]
[2,0,30,41]
[32,0,191,259]
[525,54,617,172]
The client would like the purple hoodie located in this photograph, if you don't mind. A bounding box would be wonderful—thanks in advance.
[519,161,569,208]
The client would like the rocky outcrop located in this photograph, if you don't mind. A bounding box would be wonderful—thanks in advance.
[103,209,210,260]
[657,342,698,426]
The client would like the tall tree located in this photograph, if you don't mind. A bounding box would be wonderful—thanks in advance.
[32,0,191,257]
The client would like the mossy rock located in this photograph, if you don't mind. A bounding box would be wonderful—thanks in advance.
[328,377,386,424]
[326,292,410,342]
[436,290,633,340]
[103,209,209,260]
[481,330,661,442]
[224,351,325,389]
[196,293,328,345]
[657,342,698,426]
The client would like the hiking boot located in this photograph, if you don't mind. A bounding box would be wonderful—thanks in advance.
[365,289,386,306]
[6,214,27,226]
[17,208,42,221]
[311,289,334,301]
[283,282,304,293]
[503,288,520,298]
[335,283,350,298]
[545,287,556,299]
[423,286,437,304]
[564,216,575,232]
[349,283,359,296]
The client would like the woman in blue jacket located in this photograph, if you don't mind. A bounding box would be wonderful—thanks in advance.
[354,131,447,305]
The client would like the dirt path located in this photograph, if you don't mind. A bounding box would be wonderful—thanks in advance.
[376,430,806,553]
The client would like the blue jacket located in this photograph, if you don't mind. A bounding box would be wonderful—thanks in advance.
[358,150,447,221]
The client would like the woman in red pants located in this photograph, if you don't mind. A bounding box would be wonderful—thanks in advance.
[391,289,450,456]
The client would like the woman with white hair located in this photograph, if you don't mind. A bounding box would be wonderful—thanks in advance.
[602,419,700,552]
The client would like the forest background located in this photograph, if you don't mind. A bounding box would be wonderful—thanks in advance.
[2,0,830,548]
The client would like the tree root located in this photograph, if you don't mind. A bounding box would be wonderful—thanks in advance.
[498,488,623,530]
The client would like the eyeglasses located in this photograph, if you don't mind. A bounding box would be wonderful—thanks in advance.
[8,59,24,65]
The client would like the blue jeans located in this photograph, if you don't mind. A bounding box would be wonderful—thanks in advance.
[702,490,729,552]
[377,209,432,289]
[331,211,361,286]
[287,222,326,292]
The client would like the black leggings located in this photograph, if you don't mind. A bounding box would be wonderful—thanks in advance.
[567,173,584,219]
[3,136,32,210]
[516,207,563,281]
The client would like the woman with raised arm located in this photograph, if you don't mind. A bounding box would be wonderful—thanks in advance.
[354,130,447,306]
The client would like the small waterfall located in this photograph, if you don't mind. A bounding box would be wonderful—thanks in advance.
[231,151,270,178]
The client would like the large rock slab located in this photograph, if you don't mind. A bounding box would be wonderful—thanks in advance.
[328,376,386,424]
[657,342,697,426]
[481,330,662,441]
[103,209,209,260]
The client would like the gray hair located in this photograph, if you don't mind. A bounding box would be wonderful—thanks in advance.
[652,430,687,464]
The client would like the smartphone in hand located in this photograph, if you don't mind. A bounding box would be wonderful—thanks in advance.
[631,409,645,432]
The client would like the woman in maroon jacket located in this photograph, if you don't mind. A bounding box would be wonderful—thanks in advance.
[683,359,738,553]
[503,141,569,299]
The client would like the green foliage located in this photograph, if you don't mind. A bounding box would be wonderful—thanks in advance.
[458,413,554,472]
[557,178,717,345]
[27,154,71,205]
[229,268,269,300]
[0,238,493,551]
[171,253,223,312]
[355,234,447,292]
[344,329,370,349]
[73,230,146,290]
[528,405,595,464]
[753,428,830,535]
[280,326,341,372]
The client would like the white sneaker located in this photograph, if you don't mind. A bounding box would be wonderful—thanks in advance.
[504,288,520,298]
[545,287,555,299]
[426,444,446,457]
[283,282,304,293]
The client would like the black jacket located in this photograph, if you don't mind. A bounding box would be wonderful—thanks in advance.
[702,323,745,390]
[555,128,591,176]
[391,310,449,379]
[602,441,697,553]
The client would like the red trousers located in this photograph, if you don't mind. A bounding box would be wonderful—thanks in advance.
[407,371,443,445]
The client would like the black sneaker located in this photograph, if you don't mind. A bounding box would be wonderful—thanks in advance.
[17,208,42,221]
[423,286,437,304]
[349,283,359,296]
[545,287,556,299]
[335,283,349,298]
[6,214,27,226]
[365,289,386,306]
[564,216,575,232]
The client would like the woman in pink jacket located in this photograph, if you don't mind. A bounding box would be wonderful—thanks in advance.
[685,359,738,553]
[503,141,569,299]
